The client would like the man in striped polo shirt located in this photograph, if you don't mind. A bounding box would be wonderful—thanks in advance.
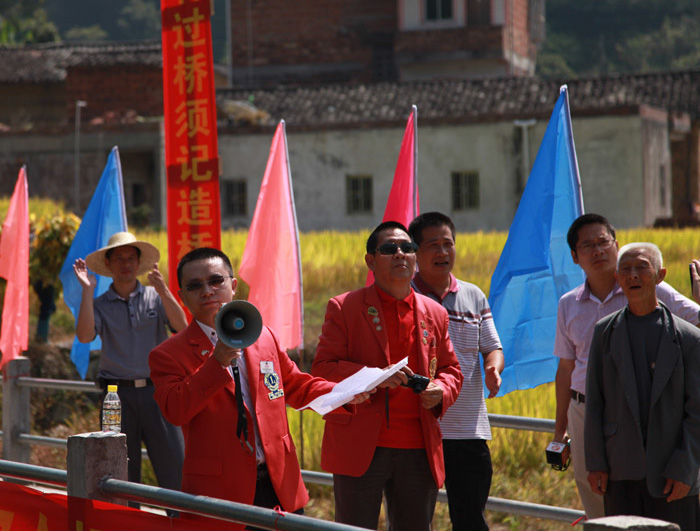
[409,212,504,531]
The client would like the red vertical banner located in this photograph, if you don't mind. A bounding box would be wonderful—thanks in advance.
[161,0,221,298]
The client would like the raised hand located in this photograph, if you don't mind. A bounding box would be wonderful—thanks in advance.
[147,263,167,293]
[73,258,96,290]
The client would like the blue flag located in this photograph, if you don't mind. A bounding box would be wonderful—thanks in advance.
[488,86,584,396]
[59,147,127,379]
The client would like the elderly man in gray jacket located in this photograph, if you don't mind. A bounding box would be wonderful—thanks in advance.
[585,242,700,530]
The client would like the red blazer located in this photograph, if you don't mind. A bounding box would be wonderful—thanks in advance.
[149,321,334,519]
[311,285,462,487]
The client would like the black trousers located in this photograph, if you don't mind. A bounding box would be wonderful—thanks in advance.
[605,479,700,531]
[333,447,438,531]
[245,465,303,531]
[443,439,493,531]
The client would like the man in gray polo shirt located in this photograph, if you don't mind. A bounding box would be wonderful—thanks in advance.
[73,231,187,494]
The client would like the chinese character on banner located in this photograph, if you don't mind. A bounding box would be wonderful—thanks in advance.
[161,0,221,300]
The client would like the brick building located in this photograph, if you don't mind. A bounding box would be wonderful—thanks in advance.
[0,21,699,230]
[229,0,544,87]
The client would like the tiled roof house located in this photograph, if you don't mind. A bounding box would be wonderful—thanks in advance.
[0,37,698,229]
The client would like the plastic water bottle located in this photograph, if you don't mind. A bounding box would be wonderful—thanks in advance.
[102,385,121,433]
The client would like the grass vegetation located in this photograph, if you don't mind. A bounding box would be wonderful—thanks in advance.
[2,200,700,529]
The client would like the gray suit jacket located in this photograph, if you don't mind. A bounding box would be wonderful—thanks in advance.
[585,303,700,497]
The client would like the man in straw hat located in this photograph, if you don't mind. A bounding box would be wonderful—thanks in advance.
[73,231,187,498]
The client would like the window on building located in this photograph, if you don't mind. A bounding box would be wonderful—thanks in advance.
[132,182,146,207]
[426,0,453,21]
[346,175,373,215]
[223,179,247,217]
[467,0,490,27]
[372,45,397,82]
[452,171,480,210]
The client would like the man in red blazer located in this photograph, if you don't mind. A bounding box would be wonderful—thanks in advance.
[311,221,463,531]
[149,247,368,529]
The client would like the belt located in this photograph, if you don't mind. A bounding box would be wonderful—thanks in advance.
[101,378,153,389]
[570,389,585,404]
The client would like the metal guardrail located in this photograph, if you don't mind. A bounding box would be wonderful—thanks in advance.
[0,460,368,531]
[296,470,584,523]
[0,458,67,487]
[15,377,102,394]
[99,477,368,531]
[2,371,584,525]
[0,459,585,526]
[489,413,555,433]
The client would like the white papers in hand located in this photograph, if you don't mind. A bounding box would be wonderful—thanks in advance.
[297,357,409,416]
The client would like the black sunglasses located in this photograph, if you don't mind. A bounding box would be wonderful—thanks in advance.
[184,275,233,292]
[375,241,418,255]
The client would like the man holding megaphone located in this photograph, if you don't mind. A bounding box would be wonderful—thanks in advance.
[149,247,371,529]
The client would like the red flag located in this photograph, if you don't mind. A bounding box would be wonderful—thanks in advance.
[367,106,420,285]
[239,121,303,352]
[0,166,29,370]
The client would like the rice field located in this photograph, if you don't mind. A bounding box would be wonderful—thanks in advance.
[4,196,700,528]
[136,225,699,529]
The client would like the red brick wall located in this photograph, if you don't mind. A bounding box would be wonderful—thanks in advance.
[0,83,67,128]
[396,26,504,55]
[65,65,164,121]
[230,0,397,79]
[228,0,538,83]
[511,0,530,58]
[501,0,535,73]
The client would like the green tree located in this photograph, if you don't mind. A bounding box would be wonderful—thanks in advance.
[616,15,700,72]
[117,0,160,39]
[29,213,80,342]
[0,0,59,44]
[64,24,107,41]
[544,0,700,75]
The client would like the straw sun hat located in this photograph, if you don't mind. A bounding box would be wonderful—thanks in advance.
[85,232,160,277]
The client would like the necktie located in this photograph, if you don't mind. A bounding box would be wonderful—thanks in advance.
[231,362,253,453]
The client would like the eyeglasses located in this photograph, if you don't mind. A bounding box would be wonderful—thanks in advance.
[375,241,418,255]
[184,275,233,292]
[576,238,615,254]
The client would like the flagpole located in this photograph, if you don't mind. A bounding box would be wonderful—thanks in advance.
[560,85,585,213]
[412,105,418,218]
[282,121,304,352]
[113,147,128,227]
[282,120,307,468]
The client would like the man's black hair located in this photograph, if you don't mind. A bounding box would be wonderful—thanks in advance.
[105,245,141,261]
[408,212,456,245]
[366,221,410,254]
[176,247,234,288]
[567,214,616,251]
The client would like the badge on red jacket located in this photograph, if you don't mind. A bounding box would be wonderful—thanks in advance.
[265,372,284,400]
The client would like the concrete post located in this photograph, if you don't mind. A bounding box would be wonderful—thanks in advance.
[584,515,679,530]
[2,357,31,463]
[67,432,128,505]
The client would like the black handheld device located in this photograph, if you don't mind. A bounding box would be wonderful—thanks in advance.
[402,374,430,393]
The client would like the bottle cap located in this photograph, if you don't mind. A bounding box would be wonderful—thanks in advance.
[107,385,118,393]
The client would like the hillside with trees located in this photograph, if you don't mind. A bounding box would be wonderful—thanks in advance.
[0,0,229,62]
[538,0,700,77]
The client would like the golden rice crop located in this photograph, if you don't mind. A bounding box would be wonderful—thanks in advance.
[6,194,700,527]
